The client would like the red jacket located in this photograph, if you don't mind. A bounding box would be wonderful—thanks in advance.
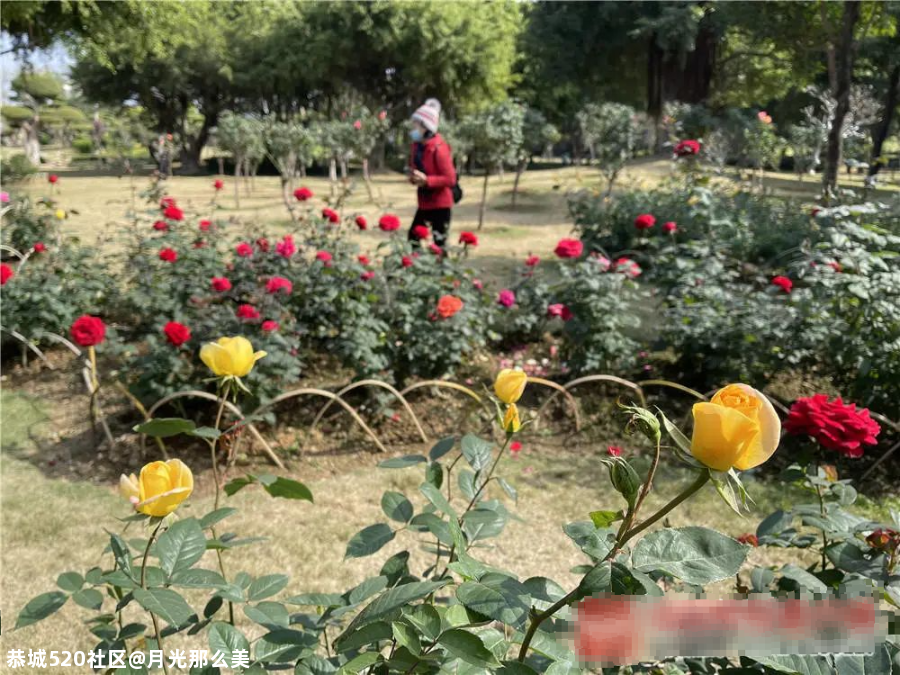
[409,133,456,210]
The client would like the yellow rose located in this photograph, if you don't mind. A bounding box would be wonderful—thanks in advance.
[119,459,194,517]
[690,384,781,471]
[494,369,527,404]
[200,336,266,378]
[55,209,66,220]
[503,403,521,433]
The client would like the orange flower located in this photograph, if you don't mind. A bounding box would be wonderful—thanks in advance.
[436,295,463,319]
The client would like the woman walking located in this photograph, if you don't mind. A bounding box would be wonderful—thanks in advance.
[407,99,457,250]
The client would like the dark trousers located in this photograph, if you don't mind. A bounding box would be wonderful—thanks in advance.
[409,208,452,248]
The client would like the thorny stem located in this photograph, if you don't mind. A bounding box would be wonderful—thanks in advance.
[142,521,171,675]
[815,483,829,571]
[517,470,711,663]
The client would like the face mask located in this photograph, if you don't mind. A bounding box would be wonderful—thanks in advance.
[410,129,423,142]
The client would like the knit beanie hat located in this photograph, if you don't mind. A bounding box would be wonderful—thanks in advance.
[411,98,441,134]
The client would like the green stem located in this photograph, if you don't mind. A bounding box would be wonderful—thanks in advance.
[142,521,171,675]
[209,389,234,624]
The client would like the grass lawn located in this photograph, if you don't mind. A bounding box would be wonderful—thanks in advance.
[3,159,899,668]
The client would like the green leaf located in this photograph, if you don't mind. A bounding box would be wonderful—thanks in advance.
[188,426,222,440]
[463,506,508,541]
[461,434,493,472]
[345,524,395,559]
[378,454,427,469]
[589,510,621,528]
[750,567,775,592]
[457,574,531,629]
[391,621,422,655]
[757,509,793,538]
[57,571,84,593]
[284,592,345,608]
[247,574,289,601]
[632,526,748,586]
[208,622,250,667]
[425,461,443,489]
[439,628,500,667]
[73,588,104,610]
[243,601,290,629]
[380,551,411,585]
[134,417,196,438]
[15,591,68,630]
[346,579,451,631]
[335,621,393,653]
[109,532,133,576]
[199,507,238,529]
[346,576,390,606]
[338,652,381,675]
[430,437,456,461]
[498,661,541,675]
[497,478,518,503]
[224,476,255,496]
[170,569,227,589]
[381,491,414,523]
[402,604,442,641]
[778,564,829,593]
[254,628,317,664]
[420,482,457,518]
[458,470,476,500]
[156,518,206,579]
[262,476,313,501]
[133,588,194,627]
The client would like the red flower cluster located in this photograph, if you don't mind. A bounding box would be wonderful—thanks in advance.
[71,315,106,347]
[634,213,656,230]
[199,219,213,232]
[236,242,253,257]
[163,205,184,221]
[276,235,296,258]
[261,320,279,333]
[159,248,177,263]
[1,263,14,286]
[428,243,443,256]
[163,321,191,347]
[606,446,622,457]
[674,139,701,157]
[361,270,375,281]
[294,187,313,201]
[256,238,270,252]
[459,231,478,246]
[547,303,573,321]
[771,276,793,293]
[737,533,759,547]
[160,196,176,209]
[355,215,367,230]
[266,276,293,295]
[379,214,401,232]
[153,220,168,232]
[663,221,678,234]
[613,257,641,278]
[211,277,231,292]
[214,179,224,191]
[525,255,540,267]
[554,239,583,259]
[48,174,58,184]
[236,304,260,320]
[33,242,46,253]
[401,255,413,268]
[322,208,340,224]
[785,395,881,458]
[498,289,516,307]
[412,225,430,240]
[510,441,522,455]
[316,250,333,265]
[866,528,899,551]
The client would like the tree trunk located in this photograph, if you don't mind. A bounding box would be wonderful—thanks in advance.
[233,158,241,209]
[281,177,295,221]
[823,0,861,198]
[477,171,490,231]
[179,112,216,175]
[512,159,525,208]
[868,63,900,178]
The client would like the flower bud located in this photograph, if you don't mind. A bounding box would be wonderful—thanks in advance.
[503,403,521,434]
[622,404,661,445]
[494,369,527,404]
[608,457,641,509]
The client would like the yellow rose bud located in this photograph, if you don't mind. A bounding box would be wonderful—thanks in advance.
[690,384,781,472]
[503,403,521,433]
[55,209,66,220]
[494,368,527,404]
[200,336,266,378]
[119,459,194,517]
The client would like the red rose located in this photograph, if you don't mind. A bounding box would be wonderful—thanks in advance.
[412,225,430,240]
[436,295,463,319]
[554,238,583,259]
[48,174,58,184]
[428,243,443,256]
[785,395,881,458]
[355,215,368,230]
[276,235,296,258]
[261,320,279,333]
[322,208,340,223]
[160,196,177,210]
[401,255,413,268]
[316,250,332,264]
[472,279,483,290]
[614,257,642,278]
[378,214,401,232]
[163,321,191,347]
[211,277,231,292]
[737,533,759,547]
[525,255,540,267]
[510,441,522,454]
[498,289,516,307]
[163,205,184,221]
[159,247,177,263]
[214,179,224,191]
[663,221,678,234]
[606,446,622,457]
[459,231,478,246]
[70,315,106,347]
[236,304,260,321]
[254,238,269,253]
[866,529,898,551]
[771,276,793,293]
[828,261,842,273]
[266,276,293,295]
[634,213,656,230]
[199,219,212,232]
[547,303,573,320]
[33,242,46,253]
[361,270,375,281]
[153,220,168,232]
[1,263,14,285]
[358,255,370,266]
[236,242,253,257]
[674,139,701,157]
